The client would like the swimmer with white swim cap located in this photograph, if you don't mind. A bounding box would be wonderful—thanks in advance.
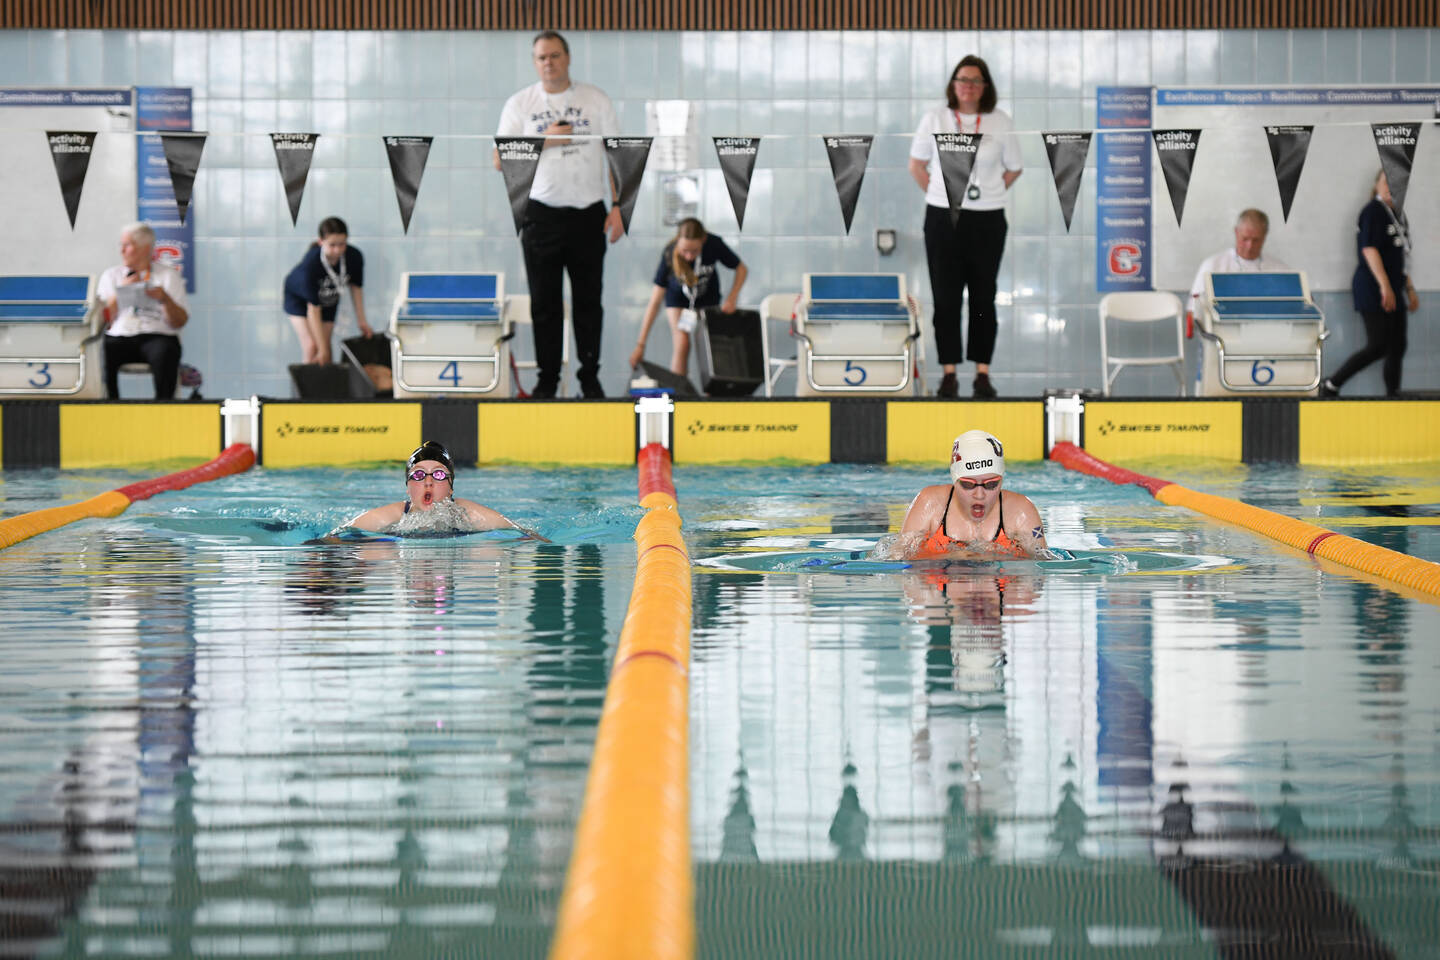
[899,429,1049,558]
[346,440,529,534]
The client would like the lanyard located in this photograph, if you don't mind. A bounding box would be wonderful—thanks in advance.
[320,250,348,290]
[952,111,983,199]
[1381,201,1411,272]
[952,110,981,133]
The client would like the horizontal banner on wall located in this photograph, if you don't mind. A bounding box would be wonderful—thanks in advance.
[1158,87,1440,107]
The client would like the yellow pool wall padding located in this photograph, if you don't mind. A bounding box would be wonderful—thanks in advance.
[1299,400,1440,465]
[0,490,131,550]
[60,404,221,468]
[1155,483,1440,600]
[549,492,693,960]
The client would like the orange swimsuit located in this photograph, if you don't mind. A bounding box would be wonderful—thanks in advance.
[917,485,1026,558]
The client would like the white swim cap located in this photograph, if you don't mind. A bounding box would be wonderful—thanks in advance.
[949,429,1005,482]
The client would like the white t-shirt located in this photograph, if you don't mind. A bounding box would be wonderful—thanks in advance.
[496,81,619,209]
[97,261,188,337]
[909,105,1022,212]
[1188,247,1290,311]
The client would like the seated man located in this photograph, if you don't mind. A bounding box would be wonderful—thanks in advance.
[97,221,189,398]
[347,440,526,534]
[899,429,1049,559]
[1188,208,1289,325]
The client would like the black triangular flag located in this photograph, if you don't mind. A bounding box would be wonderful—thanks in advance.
[159,131,207,226]
[1042,131,1091,232]
[383,135,433,234]
[271,133,319,227]
[1152,129,1202,226]
[45,131,96,229]
[1263,125,1312,223]
[822,134,873,234]
[495,136,543,235]
[1371,122,1420,214]
[933,132,982,226]
[714,136,760,230]
[603,136,653,235]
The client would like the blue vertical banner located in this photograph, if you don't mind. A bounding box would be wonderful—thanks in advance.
[1095,86,1152,292]
[135,87,196,293]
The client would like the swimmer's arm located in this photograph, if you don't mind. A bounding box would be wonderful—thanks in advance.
[899,485,945,534]
[347,502,404,531]
[459,499,551,541]
[1008,494,1050,558]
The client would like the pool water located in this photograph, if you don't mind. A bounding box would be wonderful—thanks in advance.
[1,460,1437,956]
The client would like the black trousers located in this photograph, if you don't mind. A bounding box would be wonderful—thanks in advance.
[923,205,1007,366]
[104,333,181,398]
[1330,308,1408,396]
[520,200,607,388]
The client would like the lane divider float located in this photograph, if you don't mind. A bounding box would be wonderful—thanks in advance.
[1050,441,1440,601]
[0,443,256,551]
[549,441,693,960]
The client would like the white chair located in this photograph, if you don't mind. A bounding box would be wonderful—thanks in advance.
[790,273,922,397]
[1098,291,1186,397]
[506,297,573,398]
[390,272,515,398]
[0,275,105,397]
[759,292,799,398]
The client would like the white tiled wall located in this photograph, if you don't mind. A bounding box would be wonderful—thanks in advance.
[1,27,1435,399]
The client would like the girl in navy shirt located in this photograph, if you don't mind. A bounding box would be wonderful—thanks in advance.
[629,218,747,376]
[1323,171,1420,397]
[283,216,372,365]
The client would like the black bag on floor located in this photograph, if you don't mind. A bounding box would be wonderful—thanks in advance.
[695,308,764,397]
[288,363,351,399]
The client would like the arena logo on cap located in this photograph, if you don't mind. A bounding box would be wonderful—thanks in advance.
[963,457,995,471]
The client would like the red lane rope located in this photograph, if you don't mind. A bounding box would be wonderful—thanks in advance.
[637,442,676,500]
[1049,441,1172,496]
[113,444,256,502]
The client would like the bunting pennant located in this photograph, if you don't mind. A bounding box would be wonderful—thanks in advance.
[158,131,207,226]
[1151,129,1201,226]
[933,132,981,226]
[1371,122,1420,214]
[1263,125,1312,223]
[383,135,433,234]
[495,136,543,235]
[603,136,654,235]
[1042,131,1091,232]
[271,133,319,227]
[45,131,97,229]
[713,136,760,230]
[822,135,873,234]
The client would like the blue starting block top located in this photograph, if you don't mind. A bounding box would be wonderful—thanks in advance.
[807,274,903,302]
[1209,272,1305,300]
[1207,271,1320,321]
[0,276,94,322]
[1210,299,1322,321]
[395,301,502,322]
[806,301,913,320]
[394,273,503,323]
[404,273,499,301]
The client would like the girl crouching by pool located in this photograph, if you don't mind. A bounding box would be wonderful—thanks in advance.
[629,218,748,377]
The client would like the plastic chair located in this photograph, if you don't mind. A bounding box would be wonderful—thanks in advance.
[1098,291,1186,396]
[758,292,799,397]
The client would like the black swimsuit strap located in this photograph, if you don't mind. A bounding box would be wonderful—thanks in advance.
[993,493,1004,542]
[941,484,954,536]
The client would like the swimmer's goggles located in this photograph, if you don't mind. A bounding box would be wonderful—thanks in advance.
[408,468,451,483]
[957,478,1001,491]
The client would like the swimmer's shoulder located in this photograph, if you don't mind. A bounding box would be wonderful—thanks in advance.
[348,500,405,531]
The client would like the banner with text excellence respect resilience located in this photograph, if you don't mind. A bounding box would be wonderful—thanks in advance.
[136,87,196,293]
[1095,86,1153,293]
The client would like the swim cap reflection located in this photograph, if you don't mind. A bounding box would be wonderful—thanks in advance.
[406,440,455,485]
[949,430,1004,482]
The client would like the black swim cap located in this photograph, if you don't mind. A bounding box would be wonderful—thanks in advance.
[406,440,455,485]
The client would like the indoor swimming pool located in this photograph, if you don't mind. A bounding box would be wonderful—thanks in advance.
[1,459,1437,956]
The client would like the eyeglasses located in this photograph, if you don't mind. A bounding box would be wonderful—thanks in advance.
[408,468,450,482]
[953,77,986,87]
[957,478,1001,491]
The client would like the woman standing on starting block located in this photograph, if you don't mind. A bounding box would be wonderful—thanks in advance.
[629,217,748,377]
[283,216,372,365]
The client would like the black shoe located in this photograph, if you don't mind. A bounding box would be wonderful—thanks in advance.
[579,378,606,399]
[530,379,558,399]
[937,373,958,398]
[1318,379,1339,398]
[972,373,998,399]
